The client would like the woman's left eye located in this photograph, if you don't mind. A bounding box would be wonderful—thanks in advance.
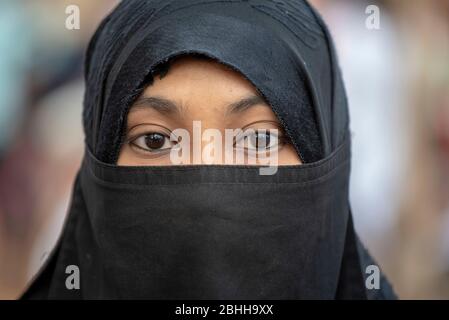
[131,132,176,152]
[236,130,281,151]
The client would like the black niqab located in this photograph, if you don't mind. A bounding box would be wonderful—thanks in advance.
[22,0,396,299]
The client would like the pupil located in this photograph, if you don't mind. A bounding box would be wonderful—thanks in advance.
[145,133,165,149]
[253,133,270,149]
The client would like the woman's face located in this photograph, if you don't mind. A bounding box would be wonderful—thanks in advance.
[118,56,301,166]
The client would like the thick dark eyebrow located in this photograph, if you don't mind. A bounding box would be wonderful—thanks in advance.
[131,96,183,115]
[226,95,267,115]
[131,94,267,116]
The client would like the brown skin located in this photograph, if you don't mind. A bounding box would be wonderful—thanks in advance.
[118,56,302,166]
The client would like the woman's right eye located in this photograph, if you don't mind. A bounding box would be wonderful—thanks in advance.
[131,132,176,152]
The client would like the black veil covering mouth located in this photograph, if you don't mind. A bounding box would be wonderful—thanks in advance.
[21,0,396,299]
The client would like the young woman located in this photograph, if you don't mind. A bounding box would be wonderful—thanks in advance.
[22,0,395,299]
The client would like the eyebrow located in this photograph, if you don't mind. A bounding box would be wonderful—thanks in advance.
[131,94,268,116]
[226,95,267,115]
[132,96,182,115]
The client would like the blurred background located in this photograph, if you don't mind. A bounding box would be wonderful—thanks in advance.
[0,0,448,299]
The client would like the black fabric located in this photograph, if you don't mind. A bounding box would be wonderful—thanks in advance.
[335,213,367,299]
[25,139,350,299]
[21,0,396,299]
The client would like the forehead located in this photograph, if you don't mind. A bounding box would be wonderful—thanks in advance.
[143,56,261,100]
[127,56,280,130]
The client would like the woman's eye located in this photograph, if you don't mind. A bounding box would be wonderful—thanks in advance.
[235,130,281,152]
[131,132,176,152]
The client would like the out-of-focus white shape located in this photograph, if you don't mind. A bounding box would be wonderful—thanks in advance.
[315,1,410,250]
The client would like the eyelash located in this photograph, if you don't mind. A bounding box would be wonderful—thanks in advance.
[234,130,287,151]
[129,132,176,154]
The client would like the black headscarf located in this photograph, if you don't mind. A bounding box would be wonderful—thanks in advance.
[22,0,396,299]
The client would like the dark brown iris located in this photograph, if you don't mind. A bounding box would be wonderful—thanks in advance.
[145,133,165,149]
